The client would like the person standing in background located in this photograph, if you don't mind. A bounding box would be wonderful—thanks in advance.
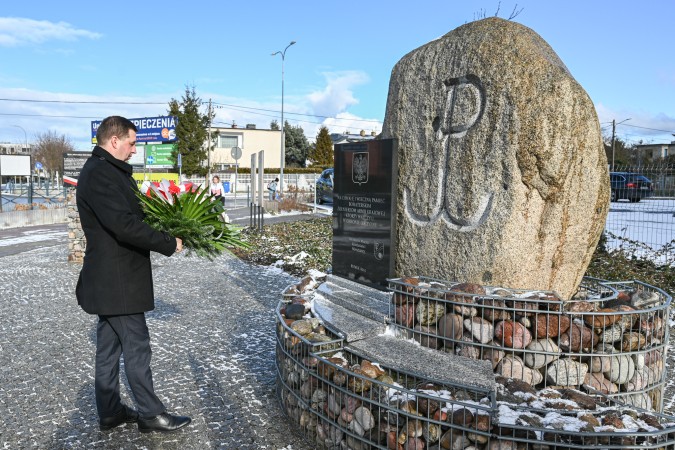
[267,177,279,201]
[210,175,225,206]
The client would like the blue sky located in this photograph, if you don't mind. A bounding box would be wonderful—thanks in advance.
[0,0,673,150]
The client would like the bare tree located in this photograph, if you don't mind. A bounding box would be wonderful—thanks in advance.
[32,130,76,178]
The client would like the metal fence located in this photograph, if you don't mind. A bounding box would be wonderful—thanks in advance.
[606,164,675,266]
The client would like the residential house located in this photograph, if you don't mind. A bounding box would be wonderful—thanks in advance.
[210,124,281,170]
[635,142,674,162]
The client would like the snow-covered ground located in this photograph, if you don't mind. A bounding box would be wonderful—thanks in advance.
[605,198,675,266]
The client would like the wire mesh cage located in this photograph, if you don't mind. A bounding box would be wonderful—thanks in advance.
[387,276,672,413]
[277,331,496,448]
[275,294,675,449]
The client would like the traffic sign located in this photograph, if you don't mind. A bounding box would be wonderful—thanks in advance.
[177,153,182,167]
[35,162,43,170]
[231,146,242,160]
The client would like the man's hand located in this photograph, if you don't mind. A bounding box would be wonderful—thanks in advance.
[175,237,183,254]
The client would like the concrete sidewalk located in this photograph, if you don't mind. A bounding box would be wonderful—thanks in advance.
[0,239,313,449]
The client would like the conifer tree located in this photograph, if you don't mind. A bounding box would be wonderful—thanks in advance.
[283,121,310,168]
[310,126,334,166]
[167,85,214,176]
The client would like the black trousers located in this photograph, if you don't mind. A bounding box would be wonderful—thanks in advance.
[95,313,165,419]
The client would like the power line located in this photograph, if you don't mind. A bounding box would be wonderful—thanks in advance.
[212,104,380,132]
[619,123,675,133]
[0,98,165,105]
[0,97,384,126]
[0,112,101,119]
[210,101,383,124]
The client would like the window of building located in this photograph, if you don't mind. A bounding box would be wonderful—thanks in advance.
[218,134,238,148]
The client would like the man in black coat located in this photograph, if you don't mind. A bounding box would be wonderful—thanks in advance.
[76,116,191,433]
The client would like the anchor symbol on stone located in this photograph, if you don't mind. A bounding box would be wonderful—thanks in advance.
[404,75,492,231]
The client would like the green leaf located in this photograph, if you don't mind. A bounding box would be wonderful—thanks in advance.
[135,187,249,260]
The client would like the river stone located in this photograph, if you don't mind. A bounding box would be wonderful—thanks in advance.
[463,316,494,344]
[496,355,542,386]
[395,303,416,328]
[353,406,375,432]
[494,320,531,349]
[417,299,446,326]
[583,372,618,394]
[546,359,588,386]
[621,331,647,352]
[532,314,571,339]
[481,341,506,369]
[382,17,608,300]
[604,353,635,385]
[436,313,464,348]
[413,324,441,349]
[284,303,306,320]
[523,338,560,369]
[626,360,663,392]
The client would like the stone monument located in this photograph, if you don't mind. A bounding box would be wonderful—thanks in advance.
[381,17,609,300]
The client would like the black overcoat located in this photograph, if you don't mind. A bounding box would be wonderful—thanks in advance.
[75,146,176,315]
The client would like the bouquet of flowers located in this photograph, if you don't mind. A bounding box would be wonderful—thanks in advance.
[137,179,248,259]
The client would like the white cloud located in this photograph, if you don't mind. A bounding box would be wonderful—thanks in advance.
[307,71,369,117]
[0,17,101,47]
[0,87,175,150]
[595,103,675,144]
[322,112,381,136]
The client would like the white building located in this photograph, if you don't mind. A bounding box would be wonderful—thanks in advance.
[210,124,281,170]
[0,142,32,155]
[635,142,674,161]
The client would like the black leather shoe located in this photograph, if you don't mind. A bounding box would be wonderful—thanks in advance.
[138,412,191,433]
[99,405,139,431]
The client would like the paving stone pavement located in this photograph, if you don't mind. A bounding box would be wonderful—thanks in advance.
[2,230,675,449]
[0,241,313,449]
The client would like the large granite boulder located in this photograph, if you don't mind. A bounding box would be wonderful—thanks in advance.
[382,17,609,300]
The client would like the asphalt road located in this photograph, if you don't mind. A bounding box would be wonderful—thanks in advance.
[0,223,68,257]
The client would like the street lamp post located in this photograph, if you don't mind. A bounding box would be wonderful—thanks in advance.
[11,125,29,206]
[611,118,631,171]
[272,40,296,197]
[12,125,27,152]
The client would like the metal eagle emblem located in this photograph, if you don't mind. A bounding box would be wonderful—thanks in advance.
[352,152,369,185]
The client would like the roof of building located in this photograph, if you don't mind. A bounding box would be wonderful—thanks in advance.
[330,132,377,145]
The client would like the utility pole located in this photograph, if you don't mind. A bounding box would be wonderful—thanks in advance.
[207,98,212,188]
[611,119,616,171]
[611,118,631,171]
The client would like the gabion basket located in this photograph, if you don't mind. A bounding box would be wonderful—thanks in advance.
[387,276,671,413]
[275,294,675,449]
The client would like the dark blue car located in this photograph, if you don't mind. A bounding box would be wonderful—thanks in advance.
[315,168,333,204]
[610,172,654,202]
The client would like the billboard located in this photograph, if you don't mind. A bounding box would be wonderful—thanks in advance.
[0,155,31,176]
[91,116,177,144]
[144,143,176,169]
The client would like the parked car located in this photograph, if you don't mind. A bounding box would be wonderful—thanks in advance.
[609,172,654,202]
[315,168,334,204]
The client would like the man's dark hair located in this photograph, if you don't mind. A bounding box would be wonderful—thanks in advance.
[96,116,137,145]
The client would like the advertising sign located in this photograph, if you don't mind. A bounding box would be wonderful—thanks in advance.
[0,155,31,176]
[144,144,176,169]
[91,116,177,144]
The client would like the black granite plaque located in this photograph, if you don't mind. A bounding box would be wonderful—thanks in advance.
[332,139,397,290]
